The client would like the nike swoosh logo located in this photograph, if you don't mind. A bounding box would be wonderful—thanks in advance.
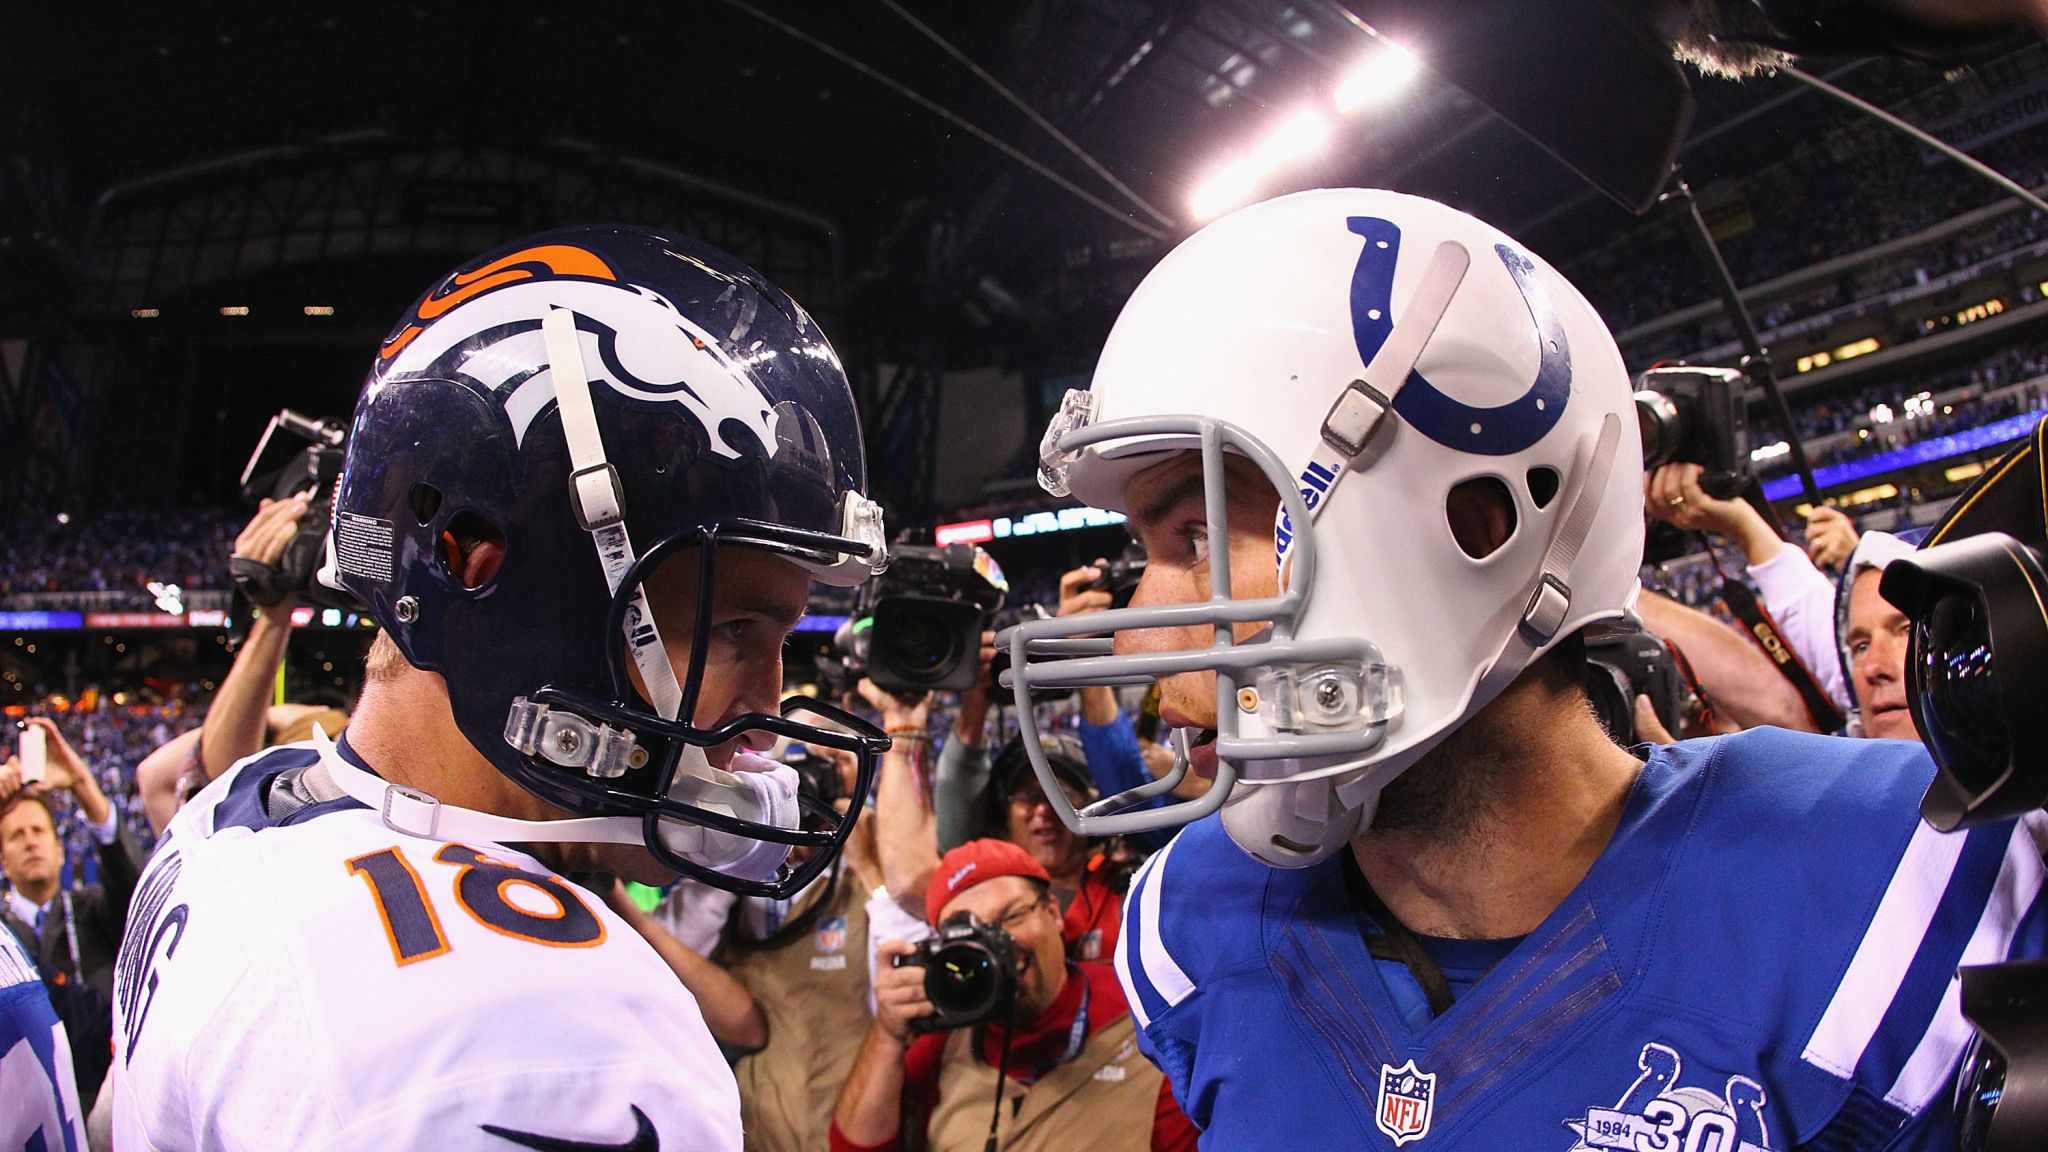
[481,1105,659,1151]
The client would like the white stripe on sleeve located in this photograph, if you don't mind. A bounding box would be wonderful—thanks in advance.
[1802,819,1968,1078]
[1123,834,1196,1030]
[1885,812,2048,1113]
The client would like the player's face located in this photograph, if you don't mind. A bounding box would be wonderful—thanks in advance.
[0,801,60,898]
[638,545,812,770]
[1846,568,1916,742]
[555,546,808,884]
[1004,775,1089,879]
[941,875,1068,1021]
[1113,452,1282,779]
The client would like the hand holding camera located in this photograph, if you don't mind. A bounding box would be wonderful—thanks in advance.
[13,718,85,795]
[886,913,1021,1036]
[872,938,940,1044]
[231,494,312,623]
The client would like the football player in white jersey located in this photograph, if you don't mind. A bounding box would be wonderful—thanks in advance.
[109,226,891,1151]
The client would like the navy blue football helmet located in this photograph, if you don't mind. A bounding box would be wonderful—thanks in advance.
[324,226,890,897]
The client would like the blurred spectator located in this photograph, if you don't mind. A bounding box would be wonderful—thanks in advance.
[0,717,142,1106]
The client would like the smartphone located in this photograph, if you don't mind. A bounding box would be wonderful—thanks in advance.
[17,723,45,785]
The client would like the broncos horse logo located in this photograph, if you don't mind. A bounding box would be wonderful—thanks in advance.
[378,244,782,461]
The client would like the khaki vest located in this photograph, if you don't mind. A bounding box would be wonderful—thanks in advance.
[726,879,870,1152]
[924,1011,1162,1152]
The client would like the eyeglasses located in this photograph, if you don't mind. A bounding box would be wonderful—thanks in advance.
[992,898,1050,934]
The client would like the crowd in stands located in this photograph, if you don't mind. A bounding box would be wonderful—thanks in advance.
[0,509,239,604]
[1755,337,2048,479]
[1568,117,2048,339]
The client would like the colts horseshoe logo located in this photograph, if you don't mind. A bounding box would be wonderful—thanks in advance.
[1346,216,1571,456]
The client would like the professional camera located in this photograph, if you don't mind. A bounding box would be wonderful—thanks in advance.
[1087,542,1148,610]
[1581,624,1686,745]
[890,912,1020,1034]
[1874,416,2048,1152]
[1635,366,1751,500]
[235,408,355,610]
[823,541,1007,694]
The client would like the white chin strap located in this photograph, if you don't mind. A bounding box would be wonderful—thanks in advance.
[541,308,687,721]
[310,726,800,884]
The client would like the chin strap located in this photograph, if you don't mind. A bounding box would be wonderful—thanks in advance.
[310,724,641,847]
[308,726,800,883]
[1472,410,1623,708]
[542,307,686,725]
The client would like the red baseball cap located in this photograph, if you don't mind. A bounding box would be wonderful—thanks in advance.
[927,838,1052,925]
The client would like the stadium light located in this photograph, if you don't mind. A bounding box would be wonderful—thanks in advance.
[1333,44,1419,114]
[1190,159,1263,221]
[1250,109,1332,171]
[1189,108,1333,221]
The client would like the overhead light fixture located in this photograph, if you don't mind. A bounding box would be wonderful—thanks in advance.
[1250,109,1332,172]
[220,305,250,317]
[1189,107,1334,221]
[1189,159,1264,221]
[1333,43,1419,114]
[130,307,160,319]
[303,305,335,317]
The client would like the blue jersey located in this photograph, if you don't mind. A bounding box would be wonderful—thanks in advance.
[1116,729,2048,1150]
[1,922,86,1152]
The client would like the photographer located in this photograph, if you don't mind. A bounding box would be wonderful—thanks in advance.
[1647,465,1852,698]
[830,838,1195,1152]
[1648,461,1922,740]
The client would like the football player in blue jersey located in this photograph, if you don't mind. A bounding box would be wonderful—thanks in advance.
[999,189,2048,1150]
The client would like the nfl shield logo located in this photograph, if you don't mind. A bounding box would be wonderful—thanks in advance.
[1376,1059,1436,1146]
[816,916,847,953]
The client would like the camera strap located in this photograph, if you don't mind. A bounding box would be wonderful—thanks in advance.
[980,973,1091,1152]
[1705,541,1847,733]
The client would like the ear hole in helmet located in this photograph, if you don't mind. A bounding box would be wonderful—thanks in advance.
[1447,476,1518,560]
[439,510,506,591]
[408,483,443,526]
[1526,467,1561,510]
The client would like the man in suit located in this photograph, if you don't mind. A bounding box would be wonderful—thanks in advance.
[2,716,142,1106]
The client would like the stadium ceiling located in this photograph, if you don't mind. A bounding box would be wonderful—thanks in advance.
[1,3,2033,372]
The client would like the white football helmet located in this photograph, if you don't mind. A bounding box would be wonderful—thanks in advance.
[1001,189,1643,868]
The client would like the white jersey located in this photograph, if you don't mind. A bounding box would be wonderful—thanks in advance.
[109,740,742,1151]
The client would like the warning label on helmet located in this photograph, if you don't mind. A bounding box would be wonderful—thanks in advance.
[335,512,396,584]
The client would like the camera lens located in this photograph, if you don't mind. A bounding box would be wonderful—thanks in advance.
[1955,1032,2006,1152]
[1918,593,2008,796]
[924,943,1000,1014]
[882,612,960,678]
[1634,390,1681,468]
